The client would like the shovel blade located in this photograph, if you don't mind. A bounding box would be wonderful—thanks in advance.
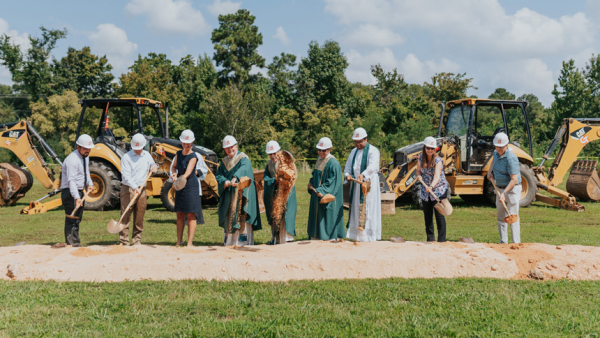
[434,199,453,216]
[319,194,336,204]
[65,214,80,219]
[504,214,519,224]
[107,219,124,234]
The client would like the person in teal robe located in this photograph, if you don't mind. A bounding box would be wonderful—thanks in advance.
[307,137,345,240]
[215,135,262,246]
[263,141,297,244]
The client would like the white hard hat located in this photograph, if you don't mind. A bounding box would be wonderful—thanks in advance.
[493,132,509,147]
[423,136,437,148]
[352,127,368,141]
[131,133,146,150]
[179,129,195,143]
[316,137,333,150]
[222,135,237,148]
[76,134,94,149]
[265,140,280,154]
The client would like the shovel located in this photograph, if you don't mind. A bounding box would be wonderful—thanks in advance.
[66,189,91,219]
[490,179,519,224]
[418,177,453,216]
[347,176,371,231]
[308,185,335,204]
[107,171,152,234]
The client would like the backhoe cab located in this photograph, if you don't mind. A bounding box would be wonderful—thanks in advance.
[76,98,219,211]
[385,99,538,209]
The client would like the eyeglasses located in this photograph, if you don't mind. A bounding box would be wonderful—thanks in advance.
[318,149,328,152]
[425,147,436,151]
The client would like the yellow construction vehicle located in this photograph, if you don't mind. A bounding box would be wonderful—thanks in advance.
[0,120,63,212]
[532,118,600,211]
[1,98,221,214]
[383,99,539,209]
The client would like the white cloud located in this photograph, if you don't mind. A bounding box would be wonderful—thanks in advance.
[208,0,242,16]
[344,24,404,47]
[273,26,291,45]
[587,0,600,24]
[325,0,595,60]
[0,18,31,85]
[125,0,210,35]
[345,48,460,85]
[88,24,138,75]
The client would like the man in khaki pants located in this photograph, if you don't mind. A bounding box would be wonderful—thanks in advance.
[119,133,157,245]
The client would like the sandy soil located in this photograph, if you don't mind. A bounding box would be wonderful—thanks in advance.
[3,241,600,282]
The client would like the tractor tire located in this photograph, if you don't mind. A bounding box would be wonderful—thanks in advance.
[519,163,538,207]
[160,181,176,212]
[460,194,483,204]
[483,163,538,207]
[85,161,121,211]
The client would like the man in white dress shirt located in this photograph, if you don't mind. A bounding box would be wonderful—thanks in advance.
[60,134,95,247]
[344,128,382,242]
[119,133,158,245]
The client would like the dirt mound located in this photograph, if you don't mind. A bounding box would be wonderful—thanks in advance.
[2,241,600,282]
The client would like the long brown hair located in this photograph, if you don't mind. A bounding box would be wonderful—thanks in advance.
[421,145,438,169]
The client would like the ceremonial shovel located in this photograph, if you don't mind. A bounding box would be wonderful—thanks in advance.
[308,186,335,204]
[66,189,91,219]
[490,179,519,224]
[347,176,371,231]
[107,171,153,234]
[417,177,453,216]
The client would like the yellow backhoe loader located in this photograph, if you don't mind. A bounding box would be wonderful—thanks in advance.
[532,117,600,211]
[0,98,222,214]
[383,99,539,209]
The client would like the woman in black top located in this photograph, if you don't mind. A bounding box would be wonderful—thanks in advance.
[171,130,199,247]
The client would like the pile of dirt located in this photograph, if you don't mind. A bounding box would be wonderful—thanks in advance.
[2,241,600,282]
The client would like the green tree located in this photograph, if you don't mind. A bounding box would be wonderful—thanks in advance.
[211,9,265,84]
[371,64,407,107]
[0,26,67,101]
[199,83,273,157]
[267,53,297,109]
[424,72,476,103]
[52,46,114,98]
[488,88,516,100]
[116,53,185,137]
[29,90,96,156]
[551,60,590,124]
[296,40,350,110]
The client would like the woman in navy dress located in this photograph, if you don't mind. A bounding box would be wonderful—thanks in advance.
[171,130,200,247]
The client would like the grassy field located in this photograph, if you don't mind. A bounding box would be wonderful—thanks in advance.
[1,174,599,247]
[2,174,600,336]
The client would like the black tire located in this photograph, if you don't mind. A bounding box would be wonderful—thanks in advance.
[85,161,121,211]
[483,179,497,205]
[160,181,176,212]
[411,181,424,210]
[460,194,481,204]
[519,163,538,207]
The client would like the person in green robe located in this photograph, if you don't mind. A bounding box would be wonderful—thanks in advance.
[307,137,345,240]
[215,135,262,246]
[263,140,297,244]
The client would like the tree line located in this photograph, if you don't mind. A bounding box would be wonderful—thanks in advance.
[1,9,599,164]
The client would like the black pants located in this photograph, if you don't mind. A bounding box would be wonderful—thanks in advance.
[422,192,447,242]
[62,189,84,246]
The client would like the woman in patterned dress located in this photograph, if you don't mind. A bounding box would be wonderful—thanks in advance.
[416,136,449,242]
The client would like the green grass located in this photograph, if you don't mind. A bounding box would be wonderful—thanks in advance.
[2,278,600,336]
[3,174,600,336]
[1,174,599,247]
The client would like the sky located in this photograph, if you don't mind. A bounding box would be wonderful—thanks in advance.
[1,0,599,107]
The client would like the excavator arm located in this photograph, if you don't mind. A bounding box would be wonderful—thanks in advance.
[0,120,63,213]
[533,118,600,211]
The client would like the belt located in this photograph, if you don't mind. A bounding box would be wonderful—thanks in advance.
[497,183,521,189]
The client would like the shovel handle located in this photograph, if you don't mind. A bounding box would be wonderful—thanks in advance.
[417,177,441,203]
[347,176,365,185]
[308,185,323,198]
[116,171,153,225]
[69,189,90,217]
[489,179,511,215]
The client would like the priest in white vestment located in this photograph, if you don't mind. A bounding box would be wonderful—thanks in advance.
[344,127,382,242]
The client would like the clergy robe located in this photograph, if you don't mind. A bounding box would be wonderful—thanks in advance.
[216,151,262,246]
[307,154,345,240]
[263,159,297,242]
[344,143,382,242]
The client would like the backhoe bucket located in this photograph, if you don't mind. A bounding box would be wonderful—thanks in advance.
[0,163,33,206]
[566,160,600,201]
